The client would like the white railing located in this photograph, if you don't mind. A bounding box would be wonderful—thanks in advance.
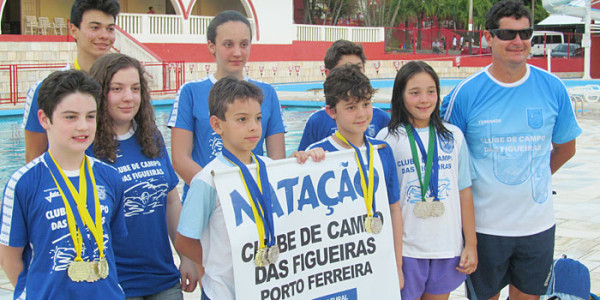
[116,13,259,44]
[189,15,212,36]
[113,28,160,63]
[295,24,384,42]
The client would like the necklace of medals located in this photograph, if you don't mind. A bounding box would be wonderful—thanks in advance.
[46,152,108,282]
[335,132,382,234]
[221,149,279,267]
[405,124,444,218]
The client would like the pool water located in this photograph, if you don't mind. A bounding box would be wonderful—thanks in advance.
[0,106,319,192]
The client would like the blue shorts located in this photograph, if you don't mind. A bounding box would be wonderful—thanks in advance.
[401,256,466,300]
[467,226,555,299]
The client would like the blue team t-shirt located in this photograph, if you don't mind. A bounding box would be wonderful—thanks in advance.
[0,153,127,299]
[87,129,180,297]
[440,64,582,236]
[308,136,400,205]
[298,107,390,151]
[167,74,286,197]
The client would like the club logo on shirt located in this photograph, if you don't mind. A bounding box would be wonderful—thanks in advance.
[123,179,168,217]
[439,136,455,154]
[527,108,543,129]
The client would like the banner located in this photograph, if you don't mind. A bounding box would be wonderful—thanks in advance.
[213,149,401,299]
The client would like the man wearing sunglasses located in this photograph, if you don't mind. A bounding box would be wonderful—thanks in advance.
[441,1,581,299]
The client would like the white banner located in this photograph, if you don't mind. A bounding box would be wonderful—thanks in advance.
[213,149,401,300]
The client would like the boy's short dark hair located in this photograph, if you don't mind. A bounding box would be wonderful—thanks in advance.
[207,10,252,44]
[209,77,263,120]
[324,64,374,108]
[485,0,531,30]
[71,0,120,28]
[324,40,367,70]
[38,70,101,122]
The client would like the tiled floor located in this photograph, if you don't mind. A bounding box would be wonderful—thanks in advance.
[0,108,598,299]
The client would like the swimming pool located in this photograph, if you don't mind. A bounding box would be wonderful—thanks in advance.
[0,106,319,192]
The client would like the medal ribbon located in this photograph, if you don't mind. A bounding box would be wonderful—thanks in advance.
[46,152,104,261]
[405,124,438,201]
[221,149,276,250]
[335,132,377,217]
[73,58,81,71]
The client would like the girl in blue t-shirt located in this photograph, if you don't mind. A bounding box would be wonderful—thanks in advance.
[376,61,477,300]
[168,10,286,194]
[89,53,198,299]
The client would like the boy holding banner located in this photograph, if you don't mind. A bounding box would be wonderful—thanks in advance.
[307,64,404,289]
[174,77,323,299]
[0,70,127,299]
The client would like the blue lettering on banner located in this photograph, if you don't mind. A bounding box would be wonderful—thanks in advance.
[230,168,382,227]
[312,288,357,300]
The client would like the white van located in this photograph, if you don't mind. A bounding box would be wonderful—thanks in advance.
[530,31,564,56]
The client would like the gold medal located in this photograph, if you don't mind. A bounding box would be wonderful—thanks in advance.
[364,215,373,233]
[86,261,99,282]
[255,248,266,267]
[266,245,280,264]
[96,257,109,279]
[370,216,383,234]
[430,201,445,217]
[413,201,430,218]
[68,260,91,282]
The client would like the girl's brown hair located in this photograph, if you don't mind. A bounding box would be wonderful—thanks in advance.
[89,53,163,162]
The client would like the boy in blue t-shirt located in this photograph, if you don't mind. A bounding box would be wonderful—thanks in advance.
[174,77,322,299]
[307,64,404,289]
[0,70,127,299]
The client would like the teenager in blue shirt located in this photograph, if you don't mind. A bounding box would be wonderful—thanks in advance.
[168,10,286,199]
[89,53,198,299]
[0,70,127,299]
[23,0,120,162]
[298,39,390,151]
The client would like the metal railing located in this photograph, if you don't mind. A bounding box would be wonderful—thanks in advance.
[0,61,185,105]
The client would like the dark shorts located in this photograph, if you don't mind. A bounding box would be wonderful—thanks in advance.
[467,225,555,299]
[402,256,466,300]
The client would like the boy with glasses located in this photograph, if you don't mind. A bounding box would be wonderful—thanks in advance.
[441,1,581,299]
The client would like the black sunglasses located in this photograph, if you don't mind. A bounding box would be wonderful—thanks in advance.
[489,28,533,41]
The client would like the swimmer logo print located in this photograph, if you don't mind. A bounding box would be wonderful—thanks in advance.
[213,149,401,299]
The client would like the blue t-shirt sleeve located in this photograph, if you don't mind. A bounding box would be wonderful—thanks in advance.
[264,85,286,137]
[380,145,400,205]
[552,86,582,144]
[374,108,391,132]
[168,84,195,131]
[441,89,467,133]
[457,136,473,190]
[23,83,45,133]
[160,140,179,191]
[0,177,28,247]
[178,177,216,240]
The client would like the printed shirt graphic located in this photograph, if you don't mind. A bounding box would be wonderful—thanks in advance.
[297,107,391,151]
[307,136,400,205]
[377,124,471,258]
[167,75,286,196]
[441,65,582,236]
[88,129,180,297]
[0,154,127,299]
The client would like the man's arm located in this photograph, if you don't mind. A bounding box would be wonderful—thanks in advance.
[171,128,203,185]
[0,245,24,286]
[174,233,203,266]
[265,133,285,160]
[550,139,576,174]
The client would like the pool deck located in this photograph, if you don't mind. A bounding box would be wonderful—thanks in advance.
[0,101,599,298]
